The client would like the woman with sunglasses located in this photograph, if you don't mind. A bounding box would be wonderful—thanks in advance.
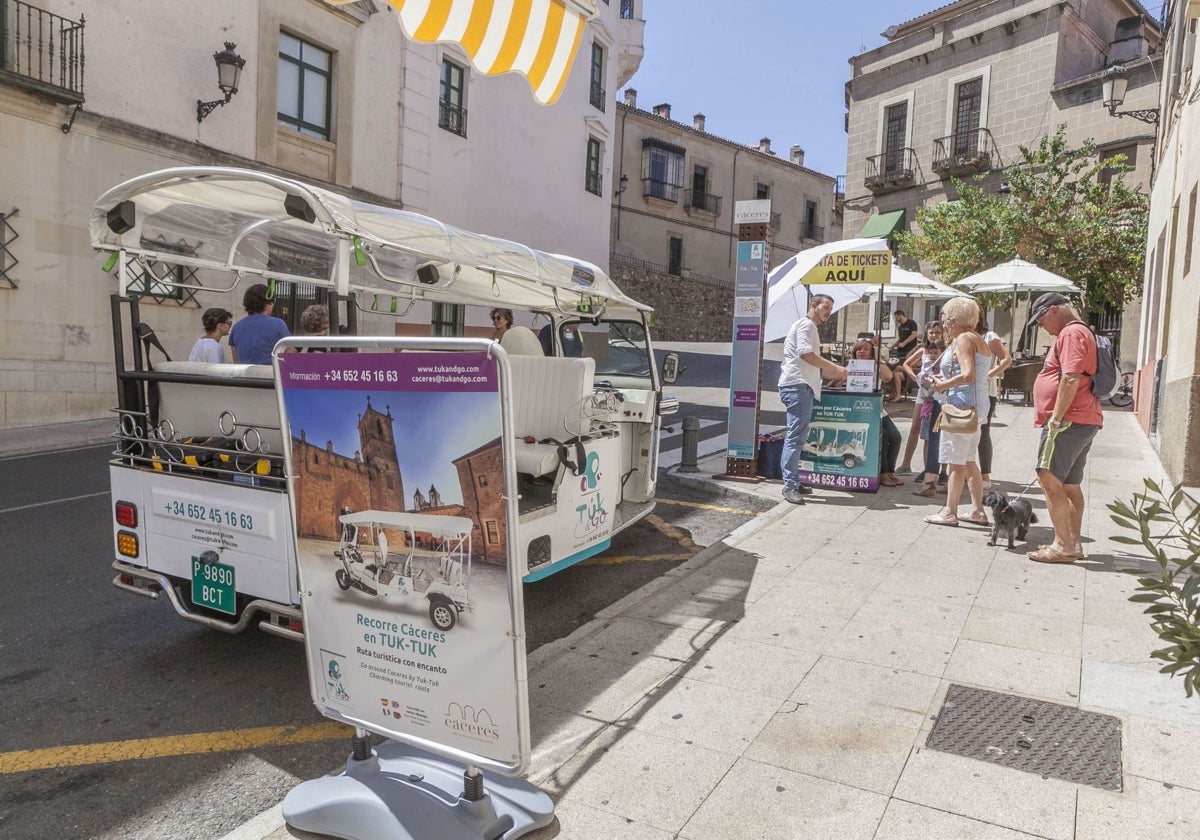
[490,308,514,340]
[188,307,232,363]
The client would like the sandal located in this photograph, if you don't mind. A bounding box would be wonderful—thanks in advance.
[913,484,936,497]
[880,476,904,486]
[924,513,959,527]
[1027,546,1077,564]
[962,511,989,526]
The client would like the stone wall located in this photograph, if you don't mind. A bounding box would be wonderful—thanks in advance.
[608,261,733,343]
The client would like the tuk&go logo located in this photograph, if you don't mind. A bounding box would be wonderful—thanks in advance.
[443,702,500,743]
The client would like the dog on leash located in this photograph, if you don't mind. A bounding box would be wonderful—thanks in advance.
[982,490,1038,549]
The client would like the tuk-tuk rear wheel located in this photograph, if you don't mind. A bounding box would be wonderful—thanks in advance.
[430,600,457,631]
[335,569,351,591]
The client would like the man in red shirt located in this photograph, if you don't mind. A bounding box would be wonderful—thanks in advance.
[1026,292,1103,564]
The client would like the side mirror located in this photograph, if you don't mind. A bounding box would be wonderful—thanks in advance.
[661,352,680,384]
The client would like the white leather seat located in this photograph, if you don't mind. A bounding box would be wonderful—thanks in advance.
[152,361,281,449]
[500,326,544,356]
[507,355,595,476]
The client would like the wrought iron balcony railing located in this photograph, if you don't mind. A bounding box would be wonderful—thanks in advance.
[802,223,825,242]
[932,128,998,176]
[589,80,605,111]
[438,101,467,136]
[585,170,602,196]
[0,0,85,103]
[642,177,680,202]
[865,148,917,192]
[684,189,721,216]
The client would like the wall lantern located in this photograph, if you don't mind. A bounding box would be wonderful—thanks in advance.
[197,42,246,123]
[1101,63,1159,125]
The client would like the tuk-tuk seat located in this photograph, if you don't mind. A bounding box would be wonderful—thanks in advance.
[508,355,596,476]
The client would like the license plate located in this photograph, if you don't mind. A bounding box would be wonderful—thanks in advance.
[191,556,236,615]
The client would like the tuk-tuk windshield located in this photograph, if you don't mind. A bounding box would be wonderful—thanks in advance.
[570,320,652,386]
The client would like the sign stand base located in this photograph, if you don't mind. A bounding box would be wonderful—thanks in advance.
[282,741,555,840]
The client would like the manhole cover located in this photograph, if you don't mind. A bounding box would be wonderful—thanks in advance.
[926,684,1122,790]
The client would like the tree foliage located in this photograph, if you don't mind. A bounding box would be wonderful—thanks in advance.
[896,126,1148,312]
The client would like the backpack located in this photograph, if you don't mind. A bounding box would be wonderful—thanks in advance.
[1054,323,1117,399]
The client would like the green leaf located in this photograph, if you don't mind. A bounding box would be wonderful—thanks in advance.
[1110,535,1146,545]
[1130,593,1164,602]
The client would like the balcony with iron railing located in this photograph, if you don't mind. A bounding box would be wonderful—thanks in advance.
[684,189,721,217]
[642,177,680,202]
[865,148,917,193]
[802,222,825,243]
[0,0,85,103]
[585,170,602,196]
[932,128,998,177]
[438,101,467,136]
[589,79,605,111]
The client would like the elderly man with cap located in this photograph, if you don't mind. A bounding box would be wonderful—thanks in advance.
[1026,292,1102,564]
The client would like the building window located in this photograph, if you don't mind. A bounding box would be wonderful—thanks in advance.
[668,236,683,276]
[952,78,983,155]
[585,136,603,195]
[641,140,685,201]
[1186,184,1197,278]
[756,183,770,199]
[883,101,908,175]
[278,33,332,139]
[1099,145,1136,189]
[439,59,467,136]
[620,0,635,19]
[478,474,489,487]
[589,42,605,111]
[431,302,464,336]
[484,519,500,544]
[804,200,820,240]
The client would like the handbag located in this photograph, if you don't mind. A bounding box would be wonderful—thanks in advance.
[934,403,979,434]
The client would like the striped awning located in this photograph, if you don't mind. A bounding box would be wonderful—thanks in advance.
[331,0,593,105]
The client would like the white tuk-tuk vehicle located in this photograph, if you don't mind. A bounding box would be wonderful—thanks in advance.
[334,510,473,632]
[91,167,679,640]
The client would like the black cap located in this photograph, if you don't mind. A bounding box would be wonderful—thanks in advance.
[1027,292,1070,327]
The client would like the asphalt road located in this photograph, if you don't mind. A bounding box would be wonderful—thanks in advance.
[0,430,770,840]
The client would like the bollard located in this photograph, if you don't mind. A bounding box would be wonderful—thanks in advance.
[678,415,701,473]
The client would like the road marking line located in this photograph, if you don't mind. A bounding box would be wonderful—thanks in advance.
[0,722,351,774]
[644,513,701,553]
[654,496,760,516]
[0,490,110,515]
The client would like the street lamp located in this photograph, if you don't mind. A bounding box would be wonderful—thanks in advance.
[197,42,246,123]
[1101,63,1159,125]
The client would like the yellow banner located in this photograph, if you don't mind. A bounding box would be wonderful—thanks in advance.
[801,250,893,285]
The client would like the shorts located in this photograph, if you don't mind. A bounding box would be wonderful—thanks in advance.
[939,427,981,466]
[1037,421,1099,484]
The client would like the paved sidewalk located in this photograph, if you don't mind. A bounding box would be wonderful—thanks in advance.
[0,416,114,457]
[236,400,1200,840]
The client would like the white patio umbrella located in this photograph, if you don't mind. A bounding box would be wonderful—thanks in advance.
[763,238,887,342]
[865,263,962,299]
[951,258,1081,346]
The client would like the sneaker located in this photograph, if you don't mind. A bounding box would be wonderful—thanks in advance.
[895,466,913,475]
[782,488,807,505]
[796,485,813,495]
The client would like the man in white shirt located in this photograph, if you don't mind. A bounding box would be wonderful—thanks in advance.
[779,293,848,504]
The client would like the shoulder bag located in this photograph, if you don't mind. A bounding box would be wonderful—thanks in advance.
[932,341,979,433]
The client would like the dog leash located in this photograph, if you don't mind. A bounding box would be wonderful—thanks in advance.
[1010,475,1040,502]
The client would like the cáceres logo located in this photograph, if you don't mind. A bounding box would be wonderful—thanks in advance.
[443,702,500,743]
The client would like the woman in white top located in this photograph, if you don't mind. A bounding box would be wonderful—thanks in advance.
[188,307,232,363]
[976,310,1013,489]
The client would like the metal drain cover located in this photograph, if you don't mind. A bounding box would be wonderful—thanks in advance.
[926,684,1122,790]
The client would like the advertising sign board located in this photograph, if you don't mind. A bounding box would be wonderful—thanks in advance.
[278,347,528,773]
[797,392,882,493]
[801,249,892,286]
[727,240,767,459]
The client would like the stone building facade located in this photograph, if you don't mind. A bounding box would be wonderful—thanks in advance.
[610,93,842,323]
[843,0,1160,359]
[0,0,644,430]
[292,399,405,541]
[1136,0,1200,486]
[452,440,507,566]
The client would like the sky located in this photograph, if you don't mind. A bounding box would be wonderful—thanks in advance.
[626,0,933,178]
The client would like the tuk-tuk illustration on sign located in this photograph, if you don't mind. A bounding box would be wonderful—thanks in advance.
[803,422,869,469]
[334,510,473,632]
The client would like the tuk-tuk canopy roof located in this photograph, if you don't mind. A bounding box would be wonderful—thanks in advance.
[90,167,650,316]
[340,510,474,539]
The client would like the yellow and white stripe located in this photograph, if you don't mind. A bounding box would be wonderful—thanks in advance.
[331,0,591,105]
